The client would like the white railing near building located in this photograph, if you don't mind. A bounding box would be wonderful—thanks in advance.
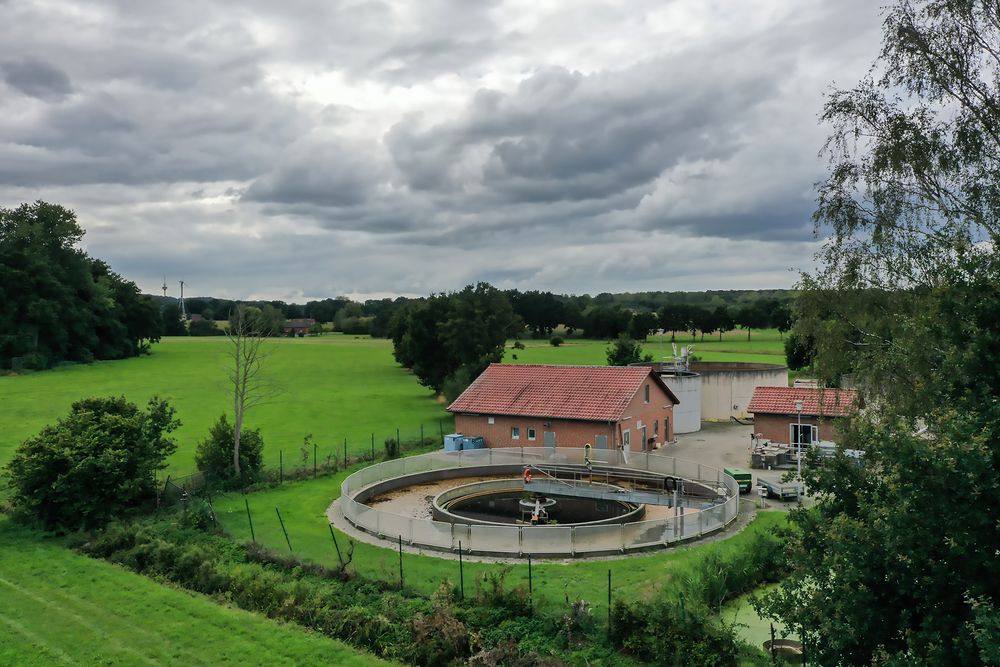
[340,447,740,556]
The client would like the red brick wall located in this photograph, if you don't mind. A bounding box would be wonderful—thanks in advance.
[452,378,675,452]
[753,414,842,444]
[454,413,617,449]
[615,378,675,450]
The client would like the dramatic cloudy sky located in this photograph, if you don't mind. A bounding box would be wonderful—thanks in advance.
[0,0,885,301]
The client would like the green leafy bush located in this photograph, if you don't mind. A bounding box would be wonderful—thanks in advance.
[5,396,178,530]
[549,335,563,347]
[194,414,264,489]
[610,597,738,666]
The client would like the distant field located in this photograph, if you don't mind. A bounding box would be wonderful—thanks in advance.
[214,466,788,619]
[0,330,786,476]
[0,336,451,476]
[0,519,390,666]
[506,328,787,366]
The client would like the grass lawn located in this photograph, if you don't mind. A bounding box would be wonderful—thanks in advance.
[0,335,452,476]
[214,467,788,619]
[0,329,787,478]
[506,328,787,366]
[0,519,391,666]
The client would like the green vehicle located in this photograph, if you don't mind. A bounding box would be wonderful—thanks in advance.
[724,467,753,494]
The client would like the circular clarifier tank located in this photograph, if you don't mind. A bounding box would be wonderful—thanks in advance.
[432,479,645,526]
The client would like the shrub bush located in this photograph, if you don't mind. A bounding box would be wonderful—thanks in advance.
[194,414,265,489]
[549,335,563,347]
[610,597,738,666]
[5,396,179,530]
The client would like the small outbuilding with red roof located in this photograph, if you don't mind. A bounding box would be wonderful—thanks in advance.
[447,364,679,452]
[747,386,859,446]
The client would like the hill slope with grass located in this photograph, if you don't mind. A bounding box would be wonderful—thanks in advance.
[0,520,390,666]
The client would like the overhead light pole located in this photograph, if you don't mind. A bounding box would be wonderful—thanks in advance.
[794,398,804,503]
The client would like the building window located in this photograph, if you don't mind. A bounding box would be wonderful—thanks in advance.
[791,423,818,447]
[488,416,495,425]
[653,420,659,436]
[644,384,650,403]
[527,428,536,441]
[622,430,630,447]
[512,427,520,440]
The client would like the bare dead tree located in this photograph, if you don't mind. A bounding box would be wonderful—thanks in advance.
[226,304,278,477]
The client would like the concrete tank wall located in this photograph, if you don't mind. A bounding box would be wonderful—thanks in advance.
[688,362,789,420]
[660,372,701,434]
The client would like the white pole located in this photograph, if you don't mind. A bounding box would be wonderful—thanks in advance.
[795,399,804,503]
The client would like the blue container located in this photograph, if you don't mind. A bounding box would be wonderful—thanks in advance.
[443,434,486,451]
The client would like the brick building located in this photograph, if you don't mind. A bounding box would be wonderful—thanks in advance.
[281,318,316,336]
[447,364,679,453]
[747,386,859,446]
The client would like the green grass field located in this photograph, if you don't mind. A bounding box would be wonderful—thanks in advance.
[214,466,787,619]
[0,335,452,476]
[0,330,786,477]
[0,519,391,666]
[505,328,787,366]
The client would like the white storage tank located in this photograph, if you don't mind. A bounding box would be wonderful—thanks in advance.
[660,371,702,434]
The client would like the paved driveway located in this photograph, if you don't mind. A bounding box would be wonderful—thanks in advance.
[669,421,802,506]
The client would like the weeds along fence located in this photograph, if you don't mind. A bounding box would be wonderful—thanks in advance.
[158,419,451,510]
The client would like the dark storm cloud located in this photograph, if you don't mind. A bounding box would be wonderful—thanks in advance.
[0,0,885,298]
[2,58,73,100]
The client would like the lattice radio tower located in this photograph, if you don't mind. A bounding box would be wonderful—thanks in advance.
[161,276,168,298]
[179,280,187,320]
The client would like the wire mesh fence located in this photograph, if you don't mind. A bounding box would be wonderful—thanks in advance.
[157,419,453,508]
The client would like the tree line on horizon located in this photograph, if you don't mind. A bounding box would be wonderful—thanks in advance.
[164,287,795,342]
[0,199,798,371]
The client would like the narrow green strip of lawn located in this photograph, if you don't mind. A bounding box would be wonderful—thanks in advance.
[0,519,393,666]
[215,468,787,619]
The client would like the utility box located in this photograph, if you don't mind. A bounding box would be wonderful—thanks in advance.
[443,433,486,452]
[724,467,754,494]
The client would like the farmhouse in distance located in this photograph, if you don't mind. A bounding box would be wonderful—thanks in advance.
[447,364,679,451]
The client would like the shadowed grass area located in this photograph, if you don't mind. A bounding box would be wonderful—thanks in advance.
[214,467,787,621]
[0,519,393,666]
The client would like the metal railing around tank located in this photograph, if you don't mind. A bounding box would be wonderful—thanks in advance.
[340,447,740,556]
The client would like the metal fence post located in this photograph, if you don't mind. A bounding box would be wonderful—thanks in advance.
[343,437,348,466]
[329,523,344,566]
[275,506,292,552]
[244,497,255,543]
[398,535,404,590]
[608,570,613,635]
[528,554,533,616]
[458,540,464,600]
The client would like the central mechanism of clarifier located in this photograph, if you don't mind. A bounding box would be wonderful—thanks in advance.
[518,494,556,524]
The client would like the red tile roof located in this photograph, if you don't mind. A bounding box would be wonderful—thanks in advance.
[747,386,859,418]
[448,364,679,422]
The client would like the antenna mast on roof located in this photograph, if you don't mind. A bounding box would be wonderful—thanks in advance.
[179,280,187,320]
